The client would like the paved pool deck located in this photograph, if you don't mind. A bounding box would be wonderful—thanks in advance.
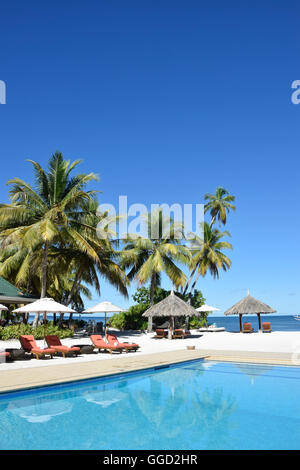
[0,347,298,393]
[0,349,209,393]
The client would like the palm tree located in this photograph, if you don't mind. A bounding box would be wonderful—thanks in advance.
[55,197,128,323]
[183,222,232,296]
[204,187,236,227]
[0,164,129,326]
[120,210,191,330]
[0,152,101,326]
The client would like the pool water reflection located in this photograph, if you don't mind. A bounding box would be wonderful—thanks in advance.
[0,360,299,450]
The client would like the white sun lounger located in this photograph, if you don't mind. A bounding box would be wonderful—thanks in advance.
[198,326,225,332]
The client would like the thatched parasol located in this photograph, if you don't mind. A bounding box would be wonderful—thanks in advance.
[224,293,276,332]
[142,290,200,339]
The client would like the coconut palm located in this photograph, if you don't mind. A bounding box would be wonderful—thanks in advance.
[204,187,236,227]
[0,152,104,325]
[120,209,191,307]
[0,185,129,325]
[183,222,232,295]
[55,197,128,323]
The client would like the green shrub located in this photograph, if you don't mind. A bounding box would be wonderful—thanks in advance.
[189,316,208,328]
[108,286,207,332]
[108,304,148,331]
[0,323,73,341]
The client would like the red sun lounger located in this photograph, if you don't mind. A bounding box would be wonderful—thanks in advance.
[154,329,167,339]
[107,334,140,352]
[0,351,10,361]
[262,322,272,333]
[45,335,80,357]
[90,335,123,354]
[242,323,254,333]
[19,335,55,360]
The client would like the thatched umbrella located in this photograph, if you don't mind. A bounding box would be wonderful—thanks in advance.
[224,293,276,332]
[142,290,200,339]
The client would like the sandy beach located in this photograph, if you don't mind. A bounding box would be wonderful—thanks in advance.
[1,329,300,372]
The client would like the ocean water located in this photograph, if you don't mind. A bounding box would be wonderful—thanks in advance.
[206,314,300,332]
[28,314,300,332]
[0,359,300,450]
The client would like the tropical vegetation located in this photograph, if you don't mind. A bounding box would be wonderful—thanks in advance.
[120,209,191,306]
[0,154,236,332]
[0,152,128,326]
[109,286,206,331]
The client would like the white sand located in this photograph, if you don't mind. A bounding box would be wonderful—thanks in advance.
[1,329,300,371]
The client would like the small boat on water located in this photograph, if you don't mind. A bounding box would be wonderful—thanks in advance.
[294,315,300,321]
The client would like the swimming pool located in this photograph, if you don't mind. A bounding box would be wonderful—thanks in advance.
[0,360,300,450]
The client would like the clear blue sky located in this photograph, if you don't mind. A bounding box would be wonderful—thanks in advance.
[0,0,299,315]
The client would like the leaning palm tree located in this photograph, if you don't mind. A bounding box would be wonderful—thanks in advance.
[121,209,191,311]
[0,152,100,326]
[183,222,232,296]
[204,187,236,227]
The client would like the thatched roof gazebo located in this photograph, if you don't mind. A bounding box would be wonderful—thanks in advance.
[142,290,200,339]
[224,293,276,332]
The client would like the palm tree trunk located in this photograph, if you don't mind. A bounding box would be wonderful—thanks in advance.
[189,270,201,295]
[209,215,216,228]
[41,241,49,298]
[66,269,82,306]
[183,266,197,296]
[33,241,49,328]
[148,273,156,332]
[59,269,82,326]
[149,273,156,306]
[58,312,64,326]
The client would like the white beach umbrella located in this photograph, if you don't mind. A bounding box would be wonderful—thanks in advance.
[12,298,76,332]
[83,301,124,337]
[196,304,220,312]
[12,297,76,315]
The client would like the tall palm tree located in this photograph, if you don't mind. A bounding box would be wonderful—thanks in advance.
[0,162,129,326]
[204,187,236,227]
[57,197,128,324]
[183,222,232,296]
[0,152,101,326]
[121,209,191,312]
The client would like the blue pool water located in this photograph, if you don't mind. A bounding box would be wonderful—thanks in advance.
[0,360,300,450]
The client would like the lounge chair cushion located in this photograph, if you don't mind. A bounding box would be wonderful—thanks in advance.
[107,334,139,349]
[90,335,122,350]
[45,335,80,353]
[31,347,55,354]
[20,335,55,354]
